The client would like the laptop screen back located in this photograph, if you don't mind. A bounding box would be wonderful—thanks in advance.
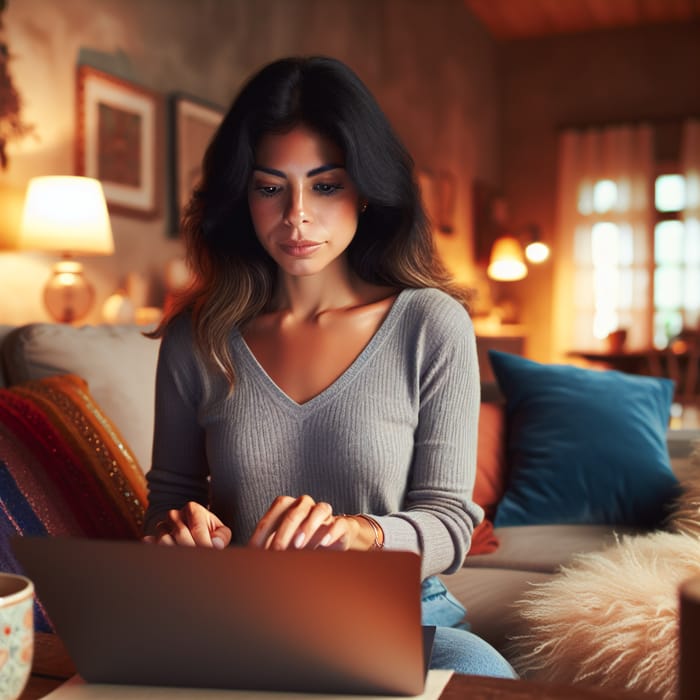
[13,536,425,696]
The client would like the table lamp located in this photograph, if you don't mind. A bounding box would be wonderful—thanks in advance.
[487,235,527,281]
[19,176,114,323]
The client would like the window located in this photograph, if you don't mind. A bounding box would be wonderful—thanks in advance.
[574,173,700,348]
[652,173,700,348]
[571,175,651,350]
[576,171,698,349]
[560,121,700,354]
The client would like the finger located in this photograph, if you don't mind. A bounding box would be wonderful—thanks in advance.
[248,496,296,548]
[156,532,177,546]
[161,508,197,547]
[292,502,335,549]
[149,506,230,549]
[181,502,216,548]
[168,520,197,546]
[268,495,323,550]
[151,516,174,542]
[310,515,353,550]
[211,525,232,550]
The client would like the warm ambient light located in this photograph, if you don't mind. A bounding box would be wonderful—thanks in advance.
[19,176,114,323]
[487,235,527,281]
[525,240,550,264]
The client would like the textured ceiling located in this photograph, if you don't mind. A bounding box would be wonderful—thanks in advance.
[463,0,700,39]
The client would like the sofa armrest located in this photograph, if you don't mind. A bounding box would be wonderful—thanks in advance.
[1,322,160,471]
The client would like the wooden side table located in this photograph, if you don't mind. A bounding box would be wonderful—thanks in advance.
[680,576,700,700]
[22,633,656,700]
[441,674,656,699]
[21,633,75,700]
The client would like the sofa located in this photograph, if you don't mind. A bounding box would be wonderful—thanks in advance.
[1,321,698,698]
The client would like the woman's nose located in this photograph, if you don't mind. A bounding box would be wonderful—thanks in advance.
[284,188,311,228]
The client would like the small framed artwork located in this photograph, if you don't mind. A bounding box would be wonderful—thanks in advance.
[418,169,439,232]
[76,65,161,218]
[418,168,457,235]
[169,93,225,235]
[473,180,504,263]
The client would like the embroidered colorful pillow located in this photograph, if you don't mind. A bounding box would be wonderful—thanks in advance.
[0,374,147,632]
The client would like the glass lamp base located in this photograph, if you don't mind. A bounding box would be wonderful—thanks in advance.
[43,260,95,324]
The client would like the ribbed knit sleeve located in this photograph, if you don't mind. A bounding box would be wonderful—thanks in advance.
[144,316,210,534]
[371,289,481,576]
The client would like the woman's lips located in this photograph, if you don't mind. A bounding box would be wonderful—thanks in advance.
[279,240,324,257]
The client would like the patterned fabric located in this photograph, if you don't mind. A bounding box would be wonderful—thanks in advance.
[0,374,147,631]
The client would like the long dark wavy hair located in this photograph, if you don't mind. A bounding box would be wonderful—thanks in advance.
[154,55,469,387]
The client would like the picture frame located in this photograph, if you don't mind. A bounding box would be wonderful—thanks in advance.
[169,93,225,236]
[76,65,161,218]
[472,180,504,263]
[418,168,457,235]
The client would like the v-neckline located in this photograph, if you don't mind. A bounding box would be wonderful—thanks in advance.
[233,289,410,410]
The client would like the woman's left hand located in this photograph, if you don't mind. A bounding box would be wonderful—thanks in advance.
[248,495,359,550]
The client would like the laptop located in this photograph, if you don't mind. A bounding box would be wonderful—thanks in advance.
[13,536,432,696]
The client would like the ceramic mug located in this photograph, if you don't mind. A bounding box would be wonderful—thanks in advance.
[0,573,34,700]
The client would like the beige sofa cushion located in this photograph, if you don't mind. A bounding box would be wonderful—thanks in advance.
[441,567,553,654]
[1,323,160,471]
[464,524,642,573]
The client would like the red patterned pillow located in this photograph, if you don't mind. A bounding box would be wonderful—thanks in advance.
[0,374,147,631]
[469,402,507,555]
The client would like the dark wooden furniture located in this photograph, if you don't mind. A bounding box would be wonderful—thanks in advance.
[22,633,657,700]
[569,345,699,404]
[567,349,652,376]
[680,576,700,700]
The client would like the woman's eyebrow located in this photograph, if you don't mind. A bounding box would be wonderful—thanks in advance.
[307,163,344,177]
[252,163,345,178]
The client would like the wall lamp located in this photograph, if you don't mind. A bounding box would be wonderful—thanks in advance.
[487,224,550,281]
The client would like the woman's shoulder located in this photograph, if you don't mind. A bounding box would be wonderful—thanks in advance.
[161,310,195,346]
[159,312,243,370]
[396,288,474,357]
[400,287,472,328]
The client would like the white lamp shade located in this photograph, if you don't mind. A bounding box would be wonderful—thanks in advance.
[19,176,114,255]
[487,235,527,281]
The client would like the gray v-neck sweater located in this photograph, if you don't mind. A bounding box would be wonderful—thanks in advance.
[145,287,482,578]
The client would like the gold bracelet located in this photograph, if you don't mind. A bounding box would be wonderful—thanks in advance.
[355,513,384,551]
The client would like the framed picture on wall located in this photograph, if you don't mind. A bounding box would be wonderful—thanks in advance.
[473,180,503,263]
[76,65,161,218]
[169,94,224,236]
[418,168,457,235]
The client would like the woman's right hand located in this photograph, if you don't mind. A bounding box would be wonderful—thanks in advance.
[142,502,232,549]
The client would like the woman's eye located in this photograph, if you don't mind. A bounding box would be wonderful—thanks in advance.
[314,183,343,195]
[256,185,281,197]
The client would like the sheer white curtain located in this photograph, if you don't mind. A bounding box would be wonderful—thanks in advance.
[552,125,654,360]
[681,119,700,329]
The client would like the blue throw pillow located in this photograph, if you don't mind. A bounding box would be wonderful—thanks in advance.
[489,351,679,529]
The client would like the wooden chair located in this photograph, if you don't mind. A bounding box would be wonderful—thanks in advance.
[648,329,700,404]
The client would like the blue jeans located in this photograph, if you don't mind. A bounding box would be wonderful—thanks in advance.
[421,576,517,678]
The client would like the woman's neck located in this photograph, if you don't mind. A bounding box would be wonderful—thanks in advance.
[272,260,368,322]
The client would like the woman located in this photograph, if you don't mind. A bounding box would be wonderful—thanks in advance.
[144,55,515,678]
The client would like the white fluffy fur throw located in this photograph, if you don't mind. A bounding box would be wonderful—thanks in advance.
[508,446,700,700]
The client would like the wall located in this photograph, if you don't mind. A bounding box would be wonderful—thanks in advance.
[0,0,500,325]
[500,21,700,362]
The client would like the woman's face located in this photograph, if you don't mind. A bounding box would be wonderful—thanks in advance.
[248,125,361,278]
